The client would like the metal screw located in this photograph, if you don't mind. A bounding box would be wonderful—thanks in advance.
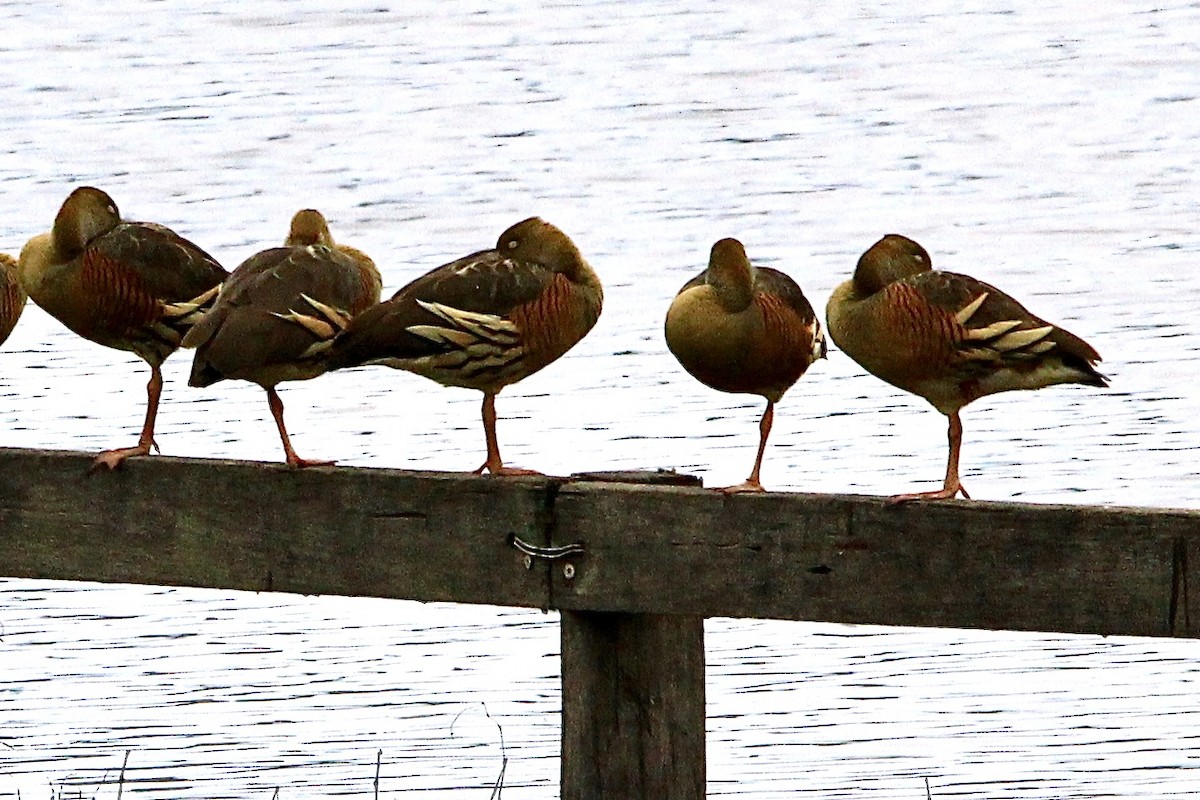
[563,563,576,580]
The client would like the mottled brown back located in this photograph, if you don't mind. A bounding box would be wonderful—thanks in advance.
[188,245,379,387]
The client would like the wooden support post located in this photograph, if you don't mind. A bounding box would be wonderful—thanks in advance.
[560,611,706,800]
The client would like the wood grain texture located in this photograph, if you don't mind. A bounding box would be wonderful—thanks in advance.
[548,482,1200,638]
[2,447,1198,638]
[0,447,551,607]
[560,612,705,800]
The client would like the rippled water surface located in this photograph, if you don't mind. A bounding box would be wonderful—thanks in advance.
[2,0,1200,797]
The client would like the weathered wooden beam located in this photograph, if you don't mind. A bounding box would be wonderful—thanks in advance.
[4,447,1200,639]
[0,447,551,607]
[560,612,705,800]
[549,483,1200,638]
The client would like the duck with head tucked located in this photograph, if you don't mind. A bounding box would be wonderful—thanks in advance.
[826,233,1107,501]
[18,186,227,471]
[323,217,603,475]
[0,253,27,348]
[665,238,826,493]
[184,209,382,467]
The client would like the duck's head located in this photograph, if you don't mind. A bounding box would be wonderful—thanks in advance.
[706,237,755,312]
[286,209,334,248]
[498,217,585,271]
[53,186,120,259]
[854,234,932,295]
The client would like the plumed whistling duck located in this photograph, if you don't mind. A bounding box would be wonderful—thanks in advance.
[324,216,603,475]
[18,186,227,471]
[0,253,27,348]
[826,233,1107,501]
[665,238,826,493]
[183,209,382,467]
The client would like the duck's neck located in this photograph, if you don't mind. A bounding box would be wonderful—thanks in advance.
[17,233,57,299]
[706,247,754,313]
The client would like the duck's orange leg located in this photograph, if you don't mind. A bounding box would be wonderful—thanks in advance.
[268,387,334,469]
[891,411,970,502]
[91,364,164,472]
[475,391,540,477]
[722,400,774,494]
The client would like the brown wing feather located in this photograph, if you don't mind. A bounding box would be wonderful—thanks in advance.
[329,249,556,368]
[754,267,818,324]
[907,270,1104,376]
[63,222,228,361]
[189,245,375,387]
[94,222,227,302]
[398,249,556,314]
[850,271,1108,413]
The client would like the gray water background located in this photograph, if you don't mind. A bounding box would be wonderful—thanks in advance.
[2,0,1200,796]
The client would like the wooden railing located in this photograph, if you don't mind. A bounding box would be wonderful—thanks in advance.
[2,446,1198,798]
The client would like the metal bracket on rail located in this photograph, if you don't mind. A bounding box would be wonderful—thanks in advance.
[509,534,586,580]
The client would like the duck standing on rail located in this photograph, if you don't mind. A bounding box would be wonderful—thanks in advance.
[322,216,603,475]
[0,253,27,348]
[184,209,382,467]
[665,238,826,493]
[826,233,1107,501]
[18,186,227,471]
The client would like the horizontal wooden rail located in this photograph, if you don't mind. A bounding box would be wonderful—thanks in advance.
[551,482,1200,638]
[5,445,1199,798]
[2,446,1198,639]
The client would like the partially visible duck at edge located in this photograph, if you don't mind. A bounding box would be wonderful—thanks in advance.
[323,216,603,475]
[826,233,1107,501]
[0,253,27,348]
[666,237,826,493]
[18,186,227,471]
[183,209,382,467]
